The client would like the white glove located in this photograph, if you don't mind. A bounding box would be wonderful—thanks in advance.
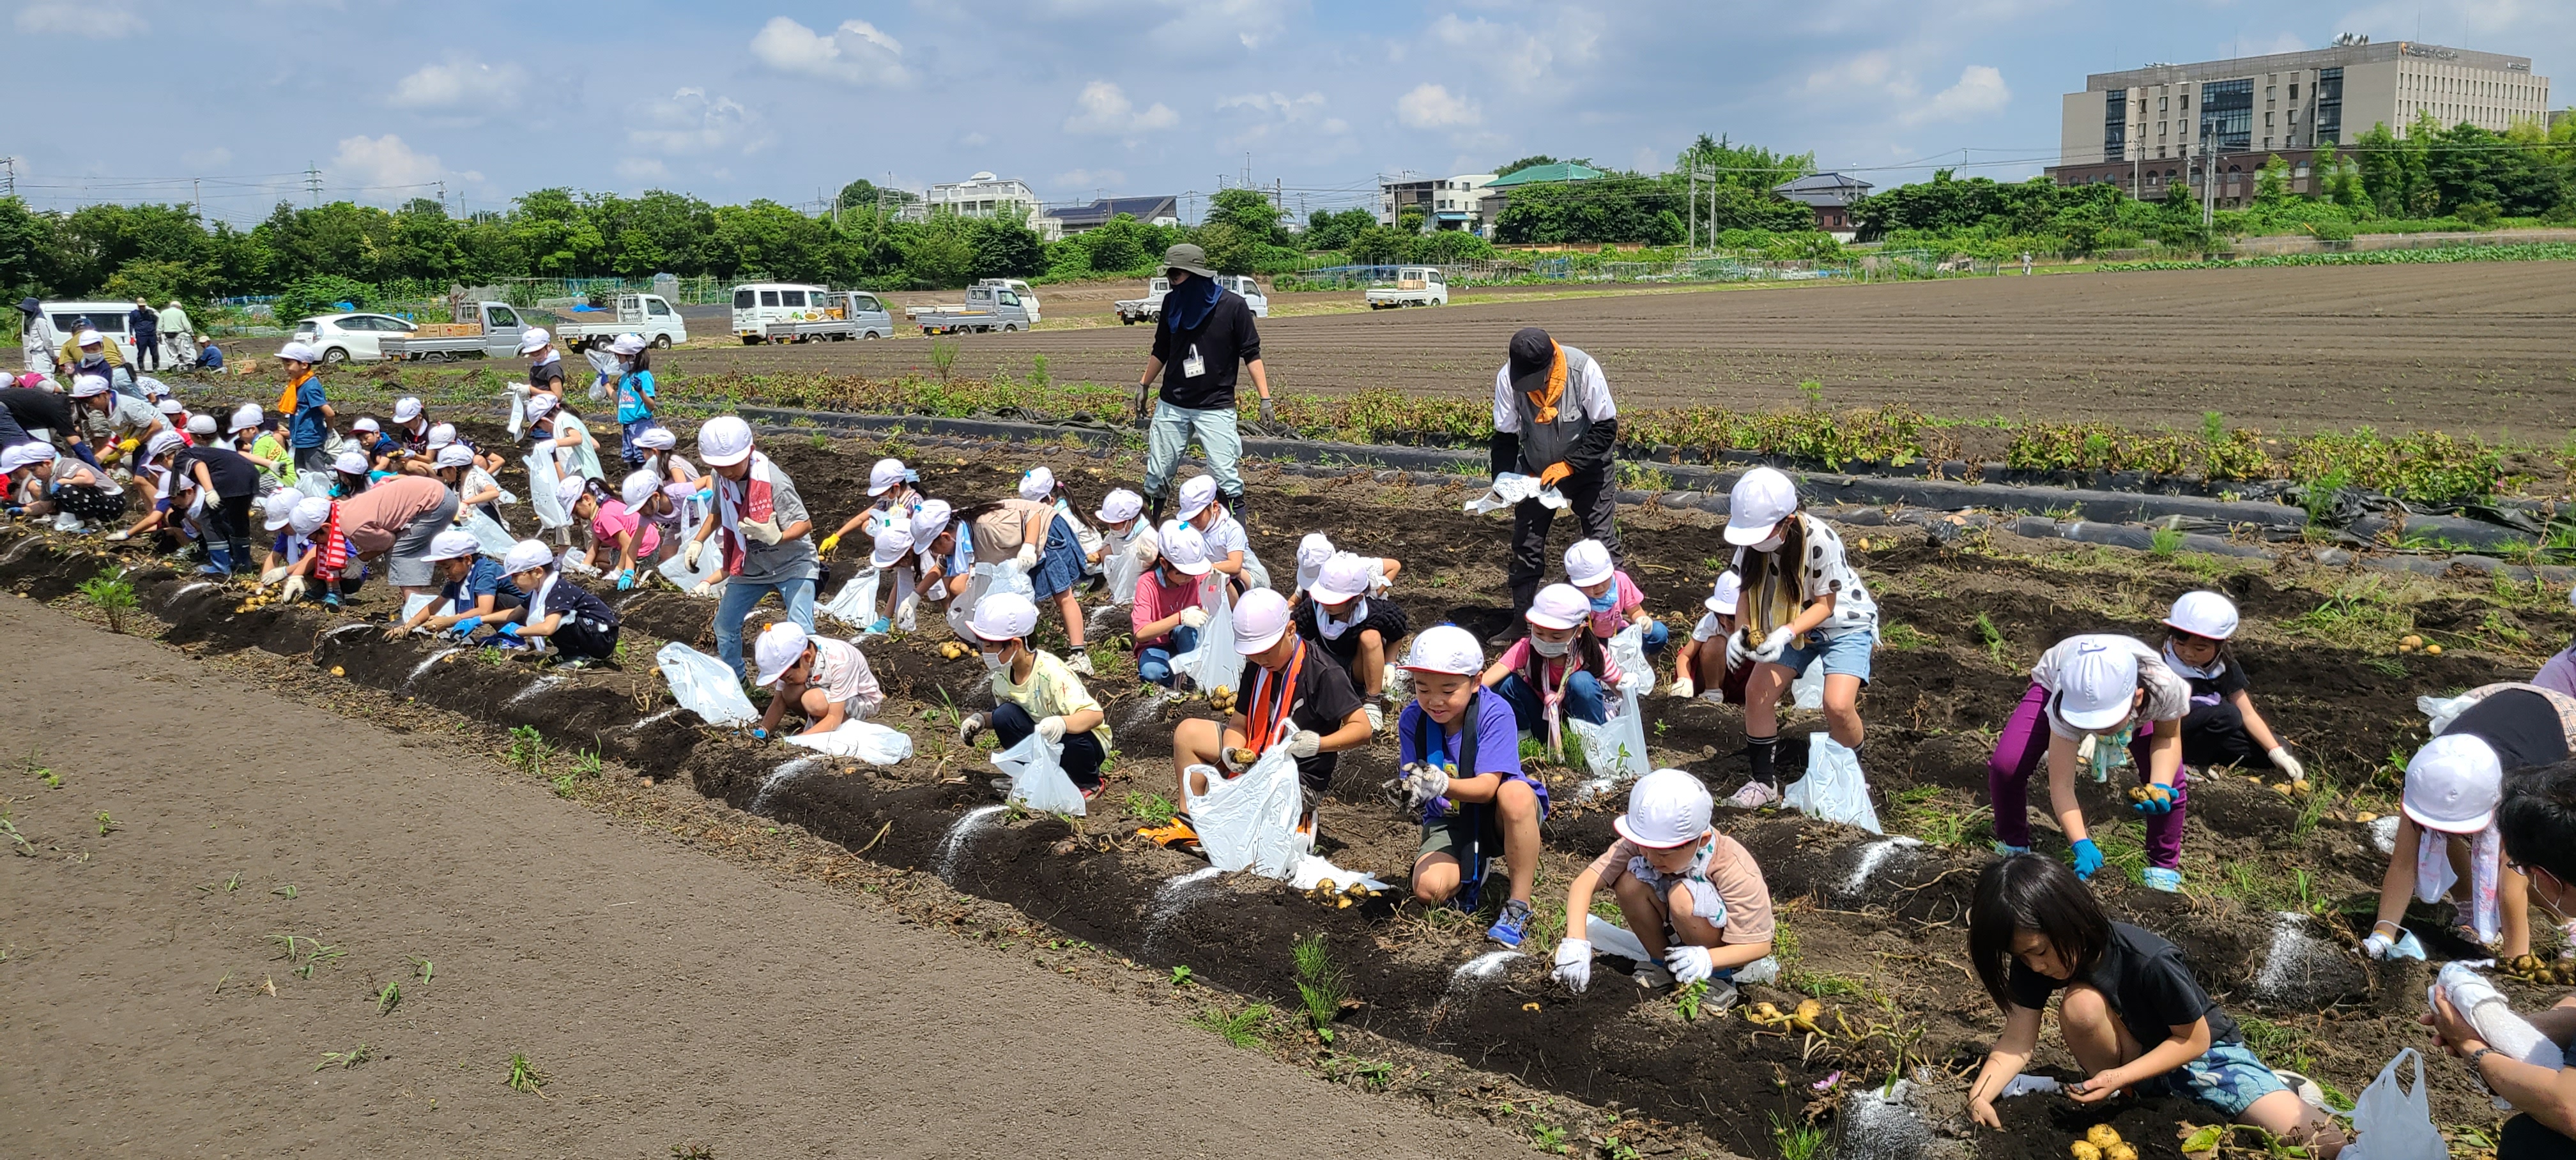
[2268,746,2304,779]
[1666,675,1696,699]
[684,538,705,569]
[1724,629,1751,671]
[1286,730,1323,759]
[103,530,130,541]
[1394,763,1449,811]
[259,565,288,586]
[690,578,721,597]
[2362,929,2426,960]
[739,518,782,546]
[1014,542,1039,573]
[1552,938,1593,993]
[1130,536,1160,565]
[1665,944,1715,986]
[1036,715,1068,744]
[1749,626,1796,666]
[1179,606,1209,630]
[280,576,307,603]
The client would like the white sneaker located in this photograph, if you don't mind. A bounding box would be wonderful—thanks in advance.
[52,512,82,532]
[1728,780,1781,809]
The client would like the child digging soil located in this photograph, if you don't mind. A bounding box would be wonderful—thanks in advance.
[1552,768,1775,993]
[1387,625,1545,947]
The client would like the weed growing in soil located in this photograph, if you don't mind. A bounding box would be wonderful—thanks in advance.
[1291,934,1349,1044]
[1188,1003,1275,1049]
[671,1146,717,1160]
[1972,613,2009,666]
[220,871,243,892]
[77,569,136,634]
[93,810,116,837]
[20,749,56,788]
[272,883,296,899]
[505,1052,549,1097]
[1673,979,1710,1021]
[1878,622,1929,651]
[504,726,552,776]
[314,1044,371,1071]
[2290,581,2413,650]
[375,980,401,1015]
[0,805,31,856]
[1529,1123,1570,1154]
[408,956,434,984]
[2150,525,2184,557]
[1770,1113,1827,1160]
[1168,965,1193,987]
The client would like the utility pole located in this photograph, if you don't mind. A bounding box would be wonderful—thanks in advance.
[1689,165,1696,253]
[305,162,323,208]
[192,178,202,220]
[436,179,447,217]
[1,156,19,197]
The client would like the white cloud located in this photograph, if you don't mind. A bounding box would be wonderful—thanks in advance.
[627,88,770,155]
[1805,50,1916,99]
[18,2,144,36]
[749,17,912,86]
[1053,168,1129,191]
[1149,0,1288,52]
[1218,91,1331,123]
[1427,14,1598,91]
[1902,65,2009,125]
[1395,84,1480,130]
[1062,82,1177,135]
[330,134,480,192]
[388,56,530,110]
[616,157,670,181]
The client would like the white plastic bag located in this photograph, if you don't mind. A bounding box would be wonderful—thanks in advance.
[1784,735,1883,834]
[655,641,758,726]
[944,561,1036,641]
[2343,1049,2448,1160]
[400,592,436,625]
[658,545,724,595]
[1101,531,1144,607]
[782,719,914,766]
[2420,693,2478,736]
[1570,682,1651,787]
[1462,471,1569,516]
[991,732,1085,816]
[1170,579,1237,692]
[1186,740,1304,878]
[460,507,516,558]
[505,383,530,439]
[525,449,570,532]
[818,567,885,634]
[1791,656,1825,710]
[1606,624,1650,685]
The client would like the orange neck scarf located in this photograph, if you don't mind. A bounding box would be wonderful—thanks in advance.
[1522,342,1567,424]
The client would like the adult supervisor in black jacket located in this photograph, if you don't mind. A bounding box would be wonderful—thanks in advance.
[1136,243,1272,523]
[1492,326,1621,630]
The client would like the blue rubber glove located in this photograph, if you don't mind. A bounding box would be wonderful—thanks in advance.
[693,488,714,506]
[750,728,768,740]
[498,622,522,638]
[2132,782,2176,814]
[2070,838,2106,881]
[451,616,482,636]
[617,569,636,591]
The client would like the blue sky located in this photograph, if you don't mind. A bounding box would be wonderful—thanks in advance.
[5,0,2567,225]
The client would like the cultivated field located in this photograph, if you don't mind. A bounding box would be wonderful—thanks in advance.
[681,263,2576,438]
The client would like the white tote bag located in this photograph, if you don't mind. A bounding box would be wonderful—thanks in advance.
[1185,740,1304,878]
[2343,1048,2447,1159]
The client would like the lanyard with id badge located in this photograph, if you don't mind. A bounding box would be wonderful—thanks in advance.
[1181,343,1206,379]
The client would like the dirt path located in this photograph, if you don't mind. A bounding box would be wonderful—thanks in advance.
[0,597,1522,1159]
[664,262,2576,436]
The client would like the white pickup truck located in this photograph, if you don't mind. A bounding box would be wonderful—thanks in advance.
[376,301,530,362]
[1365,266,1450,309]
[906,279,1041,326]
[915,284,1033,335]
[1117,275,1268,324]
[764,291,895,342]
[549,294,688,351]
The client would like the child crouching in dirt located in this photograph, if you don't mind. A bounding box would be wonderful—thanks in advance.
[1552,769,1774,993]
[1292,552,1410,731]
[955,592,1110,798]
[1965,855,2343,1155]
[486,538,621,664]
[2158,591,2303,779]
[1986,633,2191,891]
[1564,537,1664,657]
[1666,572,1748,704]
[1482,583,1628,753]
[2364,682,2576,962]
[383,530,522,639]
[1131,522,1214,689]
[1386,625,1546,947]
[749,622,884,740]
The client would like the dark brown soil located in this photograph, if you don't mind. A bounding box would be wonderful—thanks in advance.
[663,263,2576,438]
[9,419,2572,1158]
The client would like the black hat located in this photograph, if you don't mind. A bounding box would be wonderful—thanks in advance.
[1507,326,1554,392]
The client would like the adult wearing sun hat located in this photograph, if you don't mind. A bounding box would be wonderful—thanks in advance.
[19,297,62,376]
[1490,325,1621,634]
[686,415,818,679]
[2367,680,2576,963]
[1133,242,1271,524]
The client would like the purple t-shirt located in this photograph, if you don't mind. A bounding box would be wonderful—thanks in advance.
[1398,687,1543,823]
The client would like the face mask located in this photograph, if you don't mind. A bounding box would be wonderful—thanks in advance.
[1530,637,1571,658]
[979,650,1008,673]
[1586,589,1616,613]
[1751,534,1784,553]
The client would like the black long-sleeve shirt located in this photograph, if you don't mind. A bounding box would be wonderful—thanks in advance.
[1148,289,1261,411]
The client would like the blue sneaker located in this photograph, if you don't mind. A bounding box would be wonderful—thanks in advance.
[866,616,891,634]
[1487,899,1533,947]
[1994,843,2032,857]
[2142,866,2184,892]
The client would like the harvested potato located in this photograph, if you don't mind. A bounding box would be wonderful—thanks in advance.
[2104,1145,2136,1160]
[1227,747,1258,767]
[2402,634,2424,648]
[2426,644,2444,655]
[2069,1143,2102,1160]
[2086,1124,2122,1149]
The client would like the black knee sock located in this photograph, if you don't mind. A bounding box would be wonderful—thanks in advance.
[1746,733,1778,783]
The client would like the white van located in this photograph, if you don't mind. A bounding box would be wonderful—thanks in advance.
[730,282,835,344]
[39,300,149,364]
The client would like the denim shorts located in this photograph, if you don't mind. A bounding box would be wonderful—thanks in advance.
[1774,627,1875,685]
[2147,1040,2288,1118]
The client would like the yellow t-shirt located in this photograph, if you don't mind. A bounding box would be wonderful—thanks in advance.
[993,650,1109,746]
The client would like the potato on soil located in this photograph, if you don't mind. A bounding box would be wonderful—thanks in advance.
[2085,1124,2122,1149]
[2069,1143,2102,1160]
[2402,634,2424,649]
[2426,644,2444,655]
[2104,1145,2136,1160]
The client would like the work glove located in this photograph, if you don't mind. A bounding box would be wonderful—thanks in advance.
[1013,542,1039,574]
[690,578,721,597]
[1666,674,1696,699]
[1133,382,1153,429]
[280,576,307,603]
[119,438,141,455]
[1616,671,1642,697]
[450,616,482,637]
[1286,730,1324,759]
[1257,396,1278,425]
[2132,782,2175,814]
[1552,938,1593,993]
[684,538,706,569]
[2268,747,2304,779]
[2069,837,2106,881]
[616,569,636,591]
[1036,715,1068,744]
[955,712,988,745]
[1725,628,1751,671]
[103,530,130,541]
[1383,762,1450,812]
[1665,944,1715,987]
[259,565,288,586]
[2361,929,2427,960]
[1537,461,1572,488]
[1749,626,1796,666]
[739,518,782,546]
[1179,606,1209,630]
[817,533,841,554]
[693,487,714,507]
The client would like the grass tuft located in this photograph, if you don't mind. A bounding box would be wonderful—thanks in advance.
[1291,934,1349,1044]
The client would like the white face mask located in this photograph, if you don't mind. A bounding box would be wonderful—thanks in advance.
[1751,533,1784,553]
[1529,636,1571,657]
[979,648,1009,673]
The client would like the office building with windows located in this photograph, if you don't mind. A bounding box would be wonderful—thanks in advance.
[2048,39,2549,206]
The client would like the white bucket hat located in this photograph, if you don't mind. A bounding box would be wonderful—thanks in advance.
[1018,466,1055,502]
[967,592,1040,645]
[1563,538,1615,587]
[620,469,661,510]
[2053,639,2141,733]
[608,333,647,357]
[333,450,370,476]
[517,328,553,355]
[434,443,474,469]
[423,529,482,563]
[1526,583,1590,631]
[1400,624,1482,676]
[2404,733,2504,834]
[870,514,914,569]
[753,622,811,687]
[392,397,423,422]
[1176,475,1219,521]
[276,340,321,363]
[289,496,333,537]
[1724,467,1800,547]
[1614,768,1714,848]
[1094,488,1142,524]
[2163,590,2239,641]
[502,538,555,574]
[1703,571,1742,615]
[908,499,952,554]
[867,457,910,496]
[698,416,753,467]
[1156,521,1211,576]
[1310,553,1374,604]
